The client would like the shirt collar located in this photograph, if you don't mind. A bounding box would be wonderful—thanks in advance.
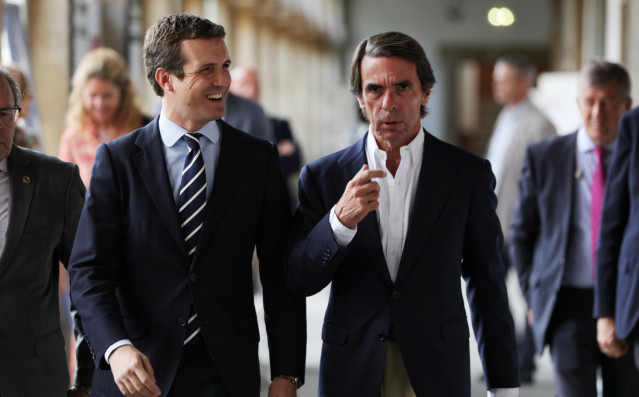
[158,112,221,147]
[0,158,7,172]
[365,123,425,169]
[576,125,616,154]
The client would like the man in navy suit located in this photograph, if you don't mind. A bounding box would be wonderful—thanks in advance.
[68,14,305,397]
[285,31,519,396]
[511,60,638,397]
[595,90,639,371]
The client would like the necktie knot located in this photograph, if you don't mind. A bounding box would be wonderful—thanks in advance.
[594,146,605,162]
[183,133,202,151]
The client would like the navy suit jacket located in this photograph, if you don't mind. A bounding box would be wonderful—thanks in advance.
[595,107,639,339]
[68,118,306,396]
[285,130,519,396]
[510,133,580,353]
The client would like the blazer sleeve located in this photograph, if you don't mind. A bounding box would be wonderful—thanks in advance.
[255,145,307,382]
[462,160,520,389]
[59,163,85,267]
[68,144,129,368]
[285,163,347,296]
[509,147,540,305]
[595,115,633,318]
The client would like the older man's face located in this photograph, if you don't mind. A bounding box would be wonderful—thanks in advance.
[577,81,631,147]
[357,55,430,153]
[0,80,17,162]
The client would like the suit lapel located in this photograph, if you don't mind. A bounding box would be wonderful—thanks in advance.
[336,134,393,287]
[132,121,187,255]
[395,132,456,286]
[195,122,248,266]
[556,133,577,248]
[0,146,36,271]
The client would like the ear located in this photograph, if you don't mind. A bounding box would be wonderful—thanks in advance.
[357,95,366,111]
[421,89,431,107]
[155,68,173,93]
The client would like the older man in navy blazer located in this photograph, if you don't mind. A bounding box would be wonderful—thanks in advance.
[286,31,519,397]
[511,61,638,397]
[68,14,305,397]
[596,104,639,371]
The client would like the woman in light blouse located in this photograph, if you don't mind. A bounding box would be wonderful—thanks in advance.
[60,47,149,186]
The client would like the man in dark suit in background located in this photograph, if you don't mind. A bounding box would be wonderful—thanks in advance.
[0,66,85,396]
[595,90,639,372]
[230,66,302,208]
[285,31,519,397]
[68,13,305,397]
[511,60,637,397]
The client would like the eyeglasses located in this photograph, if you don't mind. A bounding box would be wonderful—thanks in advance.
[0,106,21,123]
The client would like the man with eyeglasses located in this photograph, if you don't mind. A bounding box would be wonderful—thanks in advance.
[511,60,638,397]
[0,66,85,397]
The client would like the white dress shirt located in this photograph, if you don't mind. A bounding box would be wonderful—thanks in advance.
[330,126,518,397]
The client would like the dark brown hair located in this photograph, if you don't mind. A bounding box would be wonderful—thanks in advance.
[349,31,435,118]
[143,13,226,96]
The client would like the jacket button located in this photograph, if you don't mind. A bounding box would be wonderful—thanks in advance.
[190,273,197,282]
[392,290,400,299]
[377,332,386,341]
[177,317,187,327]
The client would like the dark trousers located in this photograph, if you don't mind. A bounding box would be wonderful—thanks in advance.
[167,336,231,397]
[548,287,639,397]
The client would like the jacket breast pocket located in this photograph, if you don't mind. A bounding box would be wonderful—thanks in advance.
[21,225,55,243]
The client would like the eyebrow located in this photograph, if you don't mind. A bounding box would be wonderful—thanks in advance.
[393,80,413,88]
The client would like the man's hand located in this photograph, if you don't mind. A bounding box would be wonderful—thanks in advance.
[268,377,297,397]
[597,317,628,358]
[527,309,534,325]
[335,165,387,228]
[109,345,161,397]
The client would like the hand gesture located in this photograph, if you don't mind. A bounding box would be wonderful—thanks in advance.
[335,165,387,229]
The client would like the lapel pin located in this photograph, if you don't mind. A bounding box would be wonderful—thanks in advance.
[22,176,31,184]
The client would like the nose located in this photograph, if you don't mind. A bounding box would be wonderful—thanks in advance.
[213,70,231,88]
[382,90,398,110]
[591,100,604,119]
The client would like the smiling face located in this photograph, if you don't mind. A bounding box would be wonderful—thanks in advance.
[159,38,231,132]
[82,77,123,127]
[357,55,430,152]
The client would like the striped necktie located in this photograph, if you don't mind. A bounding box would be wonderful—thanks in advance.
[179,133,207,258]
[178,133,206,344]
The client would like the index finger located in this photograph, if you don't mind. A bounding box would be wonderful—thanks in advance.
[353,165,387,185]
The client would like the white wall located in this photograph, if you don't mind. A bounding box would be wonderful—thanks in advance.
[344,0,555,140]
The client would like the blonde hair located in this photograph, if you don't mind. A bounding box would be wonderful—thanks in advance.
[65,47,142,133]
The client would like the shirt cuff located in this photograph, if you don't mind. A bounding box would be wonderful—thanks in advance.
[329,205,357,248]
[488,388,519,397]
[105,339,133,364]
